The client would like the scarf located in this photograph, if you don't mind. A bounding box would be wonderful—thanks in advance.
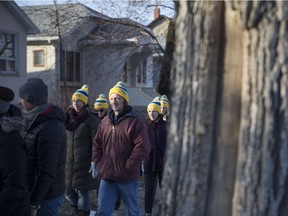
[22,103,50,128]
[65,106,90,131]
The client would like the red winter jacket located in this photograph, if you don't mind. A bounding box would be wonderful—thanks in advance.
[92,106,149,182]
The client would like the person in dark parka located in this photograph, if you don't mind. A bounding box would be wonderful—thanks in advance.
[0,86,30,216]
[65,85,100,216]
[19,78,67,216]
[144,98,167,216]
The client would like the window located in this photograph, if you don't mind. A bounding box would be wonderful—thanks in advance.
[136,56,153,87]
[136,59,147,84]
[60,50,80,82]
[121,62,127,83]
[33,50,45,67]
[0,33,16,73]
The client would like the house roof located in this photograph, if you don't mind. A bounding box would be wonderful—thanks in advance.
[78,17,154,47]
[2,1,39,34]
[21,3,109,37]
[21,2,159,48]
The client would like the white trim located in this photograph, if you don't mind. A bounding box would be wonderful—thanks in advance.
[27,36,59,42]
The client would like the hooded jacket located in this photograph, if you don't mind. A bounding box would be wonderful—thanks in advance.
[0,105,30,216]
[24,104,67,206]
[92,106,150,182]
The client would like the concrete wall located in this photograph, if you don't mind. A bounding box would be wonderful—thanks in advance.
[27,44,56,73]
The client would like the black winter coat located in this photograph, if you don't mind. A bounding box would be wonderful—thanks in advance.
[144,117,167,172]
[0,106,30,216]
[24,104,67,206]
[65,113,99,191]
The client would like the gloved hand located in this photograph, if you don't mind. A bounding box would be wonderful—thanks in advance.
[88,162,98,178]
[30,205,40,216]
[140,161,144,176]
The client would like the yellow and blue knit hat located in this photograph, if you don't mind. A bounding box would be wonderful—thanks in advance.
[109,81,129,103]
[72,84,89,105]
[94,94,108,110]
[160,95,169,109]
[147,97,161,113]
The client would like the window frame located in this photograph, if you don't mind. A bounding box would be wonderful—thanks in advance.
[60,50,81,83]
[136,59,147,85]
[136,56,153,87]
[33,49,45,67]
[0,32,17,75]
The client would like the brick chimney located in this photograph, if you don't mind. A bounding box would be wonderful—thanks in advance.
[154,6,160,20]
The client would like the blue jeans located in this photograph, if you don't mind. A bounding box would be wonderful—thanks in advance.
[37,195,64,216]
[65,189,89,211]
[97,179,140,216]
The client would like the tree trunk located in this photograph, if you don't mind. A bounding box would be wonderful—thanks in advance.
[160,2,224,215]
[160,1,288,216]
[231,1,288,216]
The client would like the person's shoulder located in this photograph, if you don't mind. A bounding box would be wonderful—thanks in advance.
[46,104,66,121]
[128,114,146,128]
[87,112,98,120]
[86,112,100,126]
[159,118,167,124]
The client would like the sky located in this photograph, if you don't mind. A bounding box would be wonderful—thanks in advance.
[15,0,176,25]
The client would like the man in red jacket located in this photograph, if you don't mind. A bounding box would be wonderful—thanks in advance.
[92,81,150,216]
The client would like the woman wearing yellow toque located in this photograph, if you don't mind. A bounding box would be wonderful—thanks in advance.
[64,85,100,215]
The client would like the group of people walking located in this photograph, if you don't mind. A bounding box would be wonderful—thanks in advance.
[0,77,169,216]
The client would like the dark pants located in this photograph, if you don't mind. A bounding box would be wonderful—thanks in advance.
[144,171,162,214]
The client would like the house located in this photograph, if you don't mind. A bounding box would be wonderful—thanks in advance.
[148,6,172,50]
[0,1,38,103]
[148,6,173,97]
[77,17,163,112]
[22,3,163,111]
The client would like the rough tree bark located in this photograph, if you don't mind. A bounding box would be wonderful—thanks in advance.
[160,1,288,216]
[231,1,288,216]
[160,2,224,215]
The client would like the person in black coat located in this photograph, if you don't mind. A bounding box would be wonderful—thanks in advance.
[19,78,67,216]
[144,98,167,216]
[0,86,30,216]
[65,85,99,216]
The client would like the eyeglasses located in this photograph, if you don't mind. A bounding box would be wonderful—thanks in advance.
[96,109,104,113]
